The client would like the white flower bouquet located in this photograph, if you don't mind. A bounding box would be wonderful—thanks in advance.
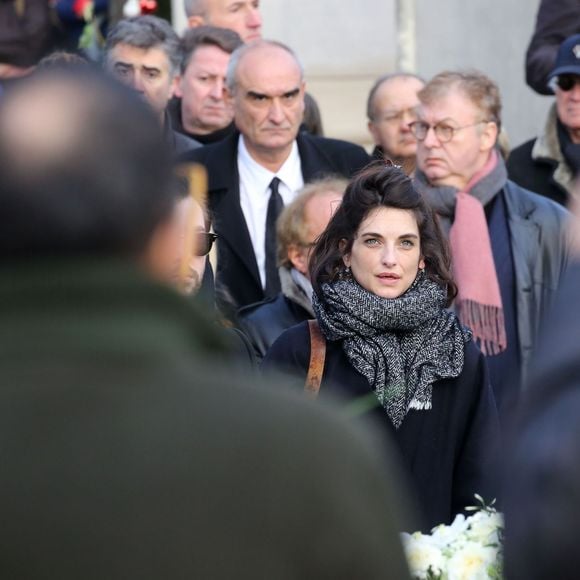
[401,496,503,580]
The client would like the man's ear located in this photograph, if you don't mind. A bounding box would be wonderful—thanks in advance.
[174,75,184,98]
[367,120,381,146]
[287,245,308,275]
[170,74,180,99]
[187,15,205,28]
[224,85,235,107]
[480,121,499,153]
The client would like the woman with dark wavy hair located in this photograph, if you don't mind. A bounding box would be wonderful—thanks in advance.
[262,163,500,530]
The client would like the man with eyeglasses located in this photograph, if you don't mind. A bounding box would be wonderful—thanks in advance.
[508,34,580,207]
[366,73,424,174]
[412,69,569,428]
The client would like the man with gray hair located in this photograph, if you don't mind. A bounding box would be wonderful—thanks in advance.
[411,69,569,425]
[183,0,262,43]
[182,40,370,309]
[105,15,200,155]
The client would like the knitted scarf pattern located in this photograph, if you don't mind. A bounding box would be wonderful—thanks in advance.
[313,274,471,429]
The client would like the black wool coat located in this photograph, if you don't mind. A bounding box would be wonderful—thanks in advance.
[263,321,501,531]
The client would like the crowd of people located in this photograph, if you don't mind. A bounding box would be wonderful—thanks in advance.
[1,0,580,578]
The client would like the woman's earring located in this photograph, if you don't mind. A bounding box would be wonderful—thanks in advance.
[340,265,352,280]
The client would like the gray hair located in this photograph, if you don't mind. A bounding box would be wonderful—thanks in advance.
[105,16,181,77]
[225,40,304,94]
[366,72,425,121]
[418,69,502,131]
[183,0,204,17]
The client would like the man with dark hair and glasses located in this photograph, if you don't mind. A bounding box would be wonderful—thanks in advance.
[413,69,569,429]
[508,34,580,207]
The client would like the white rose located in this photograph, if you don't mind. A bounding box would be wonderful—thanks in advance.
[467,512,504,544]
[431,513,469,548]
[447,541,497,580]
[402,532,445,579]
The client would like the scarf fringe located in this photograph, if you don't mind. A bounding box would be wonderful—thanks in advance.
[409,399,432,411]
[457,299,507,356]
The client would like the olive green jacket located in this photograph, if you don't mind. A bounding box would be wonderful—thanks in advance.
[0,258,411,579]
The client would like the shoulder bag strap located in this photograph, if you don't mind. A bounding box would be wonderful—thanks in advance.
[305,319,326,399]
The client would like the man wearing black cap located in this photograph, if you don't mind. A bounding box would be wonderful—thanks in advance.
[508,34,580,207]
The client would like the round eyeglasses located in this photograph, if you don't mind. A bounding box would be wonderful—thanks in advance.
[409,120,489,143]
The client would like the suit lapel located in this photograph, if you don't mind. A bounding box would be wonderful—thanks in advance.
[296,133,335,182]
[205,133,261,285]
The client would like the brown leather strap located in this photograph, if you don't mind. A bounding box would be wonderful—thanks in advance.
[305,319,326,398]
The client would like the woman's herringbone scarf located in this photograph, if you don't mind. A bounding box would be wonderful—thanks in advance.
[312,273,471,429]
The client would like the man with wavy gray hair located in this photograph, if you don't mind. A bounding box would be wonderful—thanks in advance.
[105,15,200,155]
[182,40,370,310]
[412,69,569,425]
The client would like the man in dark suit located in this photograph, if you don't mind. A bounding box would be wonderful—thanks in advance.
[0,67,412,579]
[182,40,371,309]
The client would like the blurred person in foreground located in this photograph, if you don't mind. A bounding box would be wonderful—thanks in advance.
[367,73,424,174]
[508,34,580,206]
[104,15,201,155]
[238,177,346,359]
[145,172,257,367]
[169,26,242,145]
[503,200,580,580]
[412,69,570,426]
[263,163,500,531]
[0,67,412,579]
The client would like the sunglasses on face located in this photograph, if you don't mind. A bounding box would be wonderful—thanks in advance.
[194,232,218,256]
[553,74,580,92]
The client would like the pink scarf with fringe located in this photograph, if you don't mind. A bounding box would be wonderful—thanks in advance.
[450,150,507,355]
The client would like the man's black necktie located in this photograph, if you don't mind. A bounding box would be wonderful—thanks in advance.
[265,177,283,297]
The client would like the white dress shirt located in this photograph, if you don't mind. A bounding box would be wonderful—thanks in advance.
[238,136,304,289]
